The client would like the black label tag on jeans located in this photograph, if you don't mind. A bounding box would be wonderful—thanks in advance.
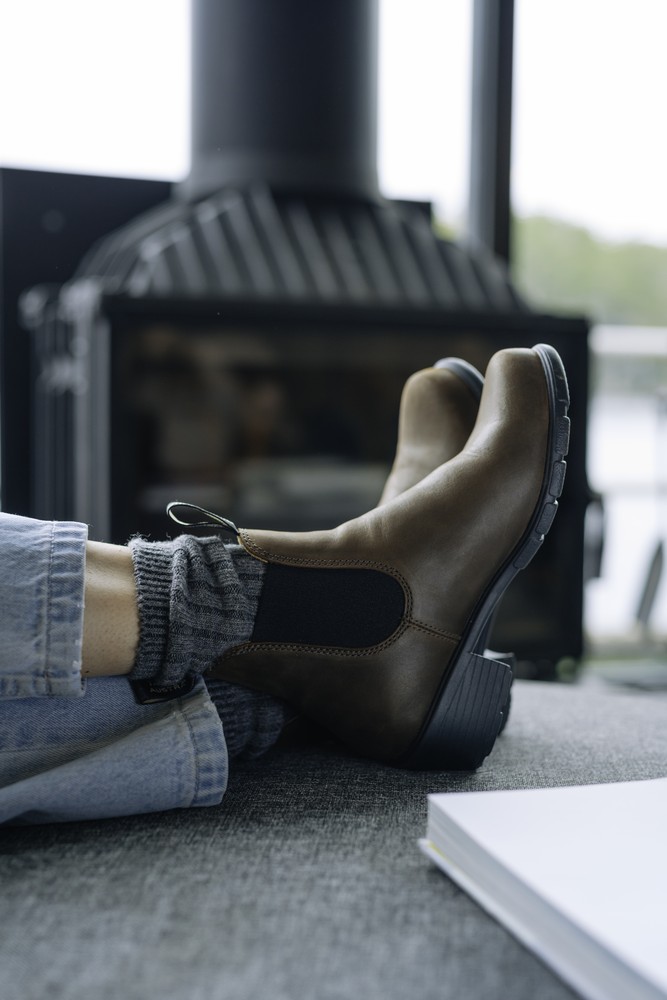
[130,675,197,705]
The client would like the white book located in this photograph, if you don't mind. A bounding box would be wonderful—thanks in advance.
[420,778,667,1000]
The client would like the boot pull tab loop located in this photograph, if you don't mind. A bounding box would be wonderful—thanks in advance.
[166,501,239,538]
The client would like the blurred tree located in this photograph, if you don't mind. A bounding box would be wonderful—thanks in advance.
[512,215,667,326]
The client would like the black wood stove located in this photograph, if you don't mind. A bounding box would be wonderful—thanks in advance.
[22,0,590,676]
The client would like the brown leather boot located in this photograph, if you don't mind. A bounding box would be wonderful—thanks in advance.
[379,357,483,504]
[181,345,570,770]
[378,357,515,731]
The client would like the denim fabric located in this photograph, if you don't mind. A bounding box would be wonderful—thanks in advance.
[0,513,228,824]
[0,676,228,824]
[0,513,87,698]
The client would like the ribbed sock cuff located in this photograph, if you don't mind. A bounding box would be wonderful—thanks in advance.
[129,536,265,689]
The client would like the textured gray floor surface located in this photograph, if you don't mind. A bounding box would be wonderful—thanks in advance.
[1,679,666,1000]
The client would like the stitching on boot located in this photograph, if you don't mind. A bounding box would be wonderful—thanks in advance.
[211,620,459,663]
[216,620,410,659]
[407,618,460,643]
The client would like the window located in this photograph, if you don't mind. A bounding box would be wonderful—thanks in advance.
[512,0,667,652]
[0,0,190,181]
[0,0,474,237]
[378,0,473,235]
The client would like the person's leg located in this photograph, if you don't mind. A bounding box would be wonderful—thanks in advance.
[128,534,291,759]
[0,676,227,824]
[0,512,228,824]
[9,352,552,818]
[55,512,290,760]
[81,542,139,677]
[0,515,288,822]
[0,355,490,823]
[0,514,87,699]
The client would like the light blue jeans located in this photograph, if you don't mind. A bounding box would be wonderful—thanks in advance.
[0,513,228,824]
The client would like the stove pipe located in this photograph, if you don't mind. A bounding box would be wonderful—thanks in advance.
[182,0,380,203]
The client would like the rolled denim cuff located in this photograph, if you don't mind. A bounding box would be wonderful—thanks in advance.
[0,676,228,824]
[0,513,88,698]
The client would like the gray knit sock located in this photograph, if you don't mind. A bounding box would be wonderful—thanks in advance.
[129,536,264,685]
[205,679,294,760]
[129,535,292,758]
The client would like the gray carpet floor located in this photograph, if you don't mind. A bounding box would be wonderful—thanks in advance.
[1,678,666,1000]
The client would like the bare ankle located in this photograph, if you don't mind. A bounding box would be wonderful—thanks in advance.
[81,542,139,677]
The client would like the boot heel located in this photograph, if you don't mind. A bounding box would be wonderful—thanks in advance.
[402,652,513,771]
[483,648,515,734]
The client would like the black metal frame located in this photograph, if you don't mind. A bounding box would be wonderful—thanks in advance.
[468,0,515,262]
[0,168,170,515]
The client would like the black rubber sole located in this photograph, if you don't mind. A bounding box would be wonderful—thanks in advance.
[400,344,571,771]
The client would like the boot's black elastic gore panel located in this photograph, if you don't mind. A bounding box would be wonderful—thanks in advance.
[252,564,405,649]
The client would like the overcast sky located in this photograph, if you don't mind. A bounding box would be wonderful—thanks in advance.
[0,0,665,246]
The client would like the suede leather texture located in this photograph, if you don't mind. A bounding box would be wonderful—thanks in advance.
[379,364,481,504]
[209,350,556,761]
